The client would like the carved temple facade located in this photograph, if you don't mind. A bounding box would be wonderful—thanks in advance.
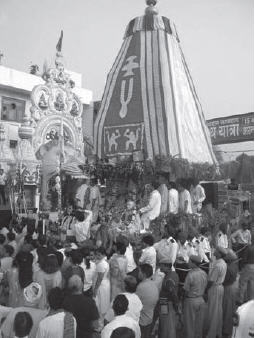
[0,59,93,212]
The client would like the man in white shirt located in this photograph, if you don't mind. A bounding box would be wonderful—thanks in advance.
[178,180,192,214]
[168,181,179,214]
[88,178,102,223]
[154,226,178,267]
[176,232,195,263]
[231,222,252,245]
[216,223,229,249]
[101,294,141,338]
[105,275,143,323]
[139,181,161,230]
[125,243,137,273]
[190,178,206,213]
[232,300,254,338]
[74,209,93,244]
[139,234,157,273]
[36,287,76,338]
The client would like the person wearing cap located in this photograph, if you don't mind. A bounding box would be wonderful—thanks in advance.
[222,249,238,338]
[158,259,179,338]
[183,255,207,338]
[1,282,48,338]
[205,246,227,338]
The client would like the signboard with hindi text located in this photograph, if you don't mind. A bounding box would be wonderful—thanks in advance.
[207,112,254,145]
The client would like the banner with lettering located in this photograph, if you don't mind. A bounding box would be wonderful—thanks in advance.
[207,113,254,145]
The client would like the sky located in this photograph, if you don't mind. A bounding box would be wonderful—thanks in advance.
[0,0,253,122]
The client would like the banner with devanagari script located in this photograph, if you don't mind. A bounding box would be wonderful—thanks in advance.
[207,112,254,145]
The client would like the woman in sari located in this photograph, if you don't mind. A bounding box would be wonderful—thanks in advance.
[93,247,110,329]
[7,251,35,307]
[34,253,62,309]
[158,259,179,338]
[222,249,238,337]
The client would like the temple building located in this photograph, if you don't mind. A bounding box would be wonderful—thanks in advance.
[0,61,94,213]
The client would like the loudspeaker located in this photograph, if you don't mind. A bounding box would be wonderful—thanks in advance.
[0,210,12,227]
[201,182,219,209]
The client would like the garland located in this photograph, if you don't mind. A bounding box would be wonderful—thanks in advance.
[81,155,220,182]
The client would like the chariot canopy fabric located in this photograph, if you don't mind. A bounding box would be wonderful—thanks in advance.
[94,11,217,165]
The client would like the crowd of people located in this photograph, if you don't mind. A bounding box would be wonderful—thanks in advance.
[0,175,253,338]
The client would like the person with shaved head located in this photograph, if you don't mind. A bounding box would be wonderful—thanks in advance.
[63,275,99,338]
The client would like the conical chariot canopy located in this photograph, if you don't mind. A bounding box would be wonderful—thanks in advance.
[94,1,217,165]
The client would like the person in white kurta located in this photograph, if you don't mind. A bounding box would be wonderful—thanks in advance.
[168,182,179,214]
[139,234,157,273]
[88,179,102,223]
[190,179,206,213]
[158,174,169,215]
[139,182,161,230]
[216,223,229,249]
[178,182,192,214]
[75,181,89,209]
[74,210,92,244]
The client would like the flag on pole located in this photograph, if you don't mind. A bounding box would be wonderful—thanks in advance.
[56,30,63,52]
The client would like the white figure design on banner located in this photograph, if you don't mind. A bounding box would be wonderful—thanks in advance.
[119,78,133,119]
[106,129,121,153]
[122,56,139,77]
[119,56,139,119]
[124,127,140,151]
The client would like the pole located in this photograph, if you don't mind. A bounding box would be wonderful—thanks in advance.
[58,115,64,214]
